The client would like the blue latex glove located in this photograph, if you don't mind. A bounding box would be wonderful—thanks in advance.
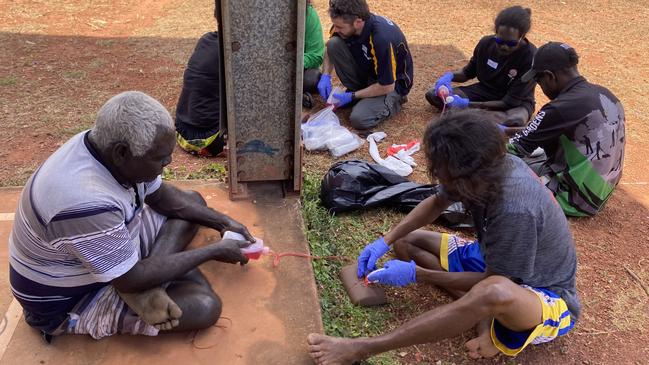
[434,71,454,96]
[447,94,469,109]
[332,91,353,107]
[317,74,332,101]
[367,259,417,287]
[357,237,390,278]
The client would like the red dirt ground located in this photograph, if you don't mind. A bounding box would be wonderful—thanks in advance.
[1,0,648,364]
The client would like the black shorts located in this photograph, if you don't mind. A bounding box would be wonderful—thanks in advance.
[457,83,534,116]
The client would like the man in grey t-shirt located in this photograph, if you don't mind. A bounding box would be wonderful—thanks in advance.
[307,110,580,363]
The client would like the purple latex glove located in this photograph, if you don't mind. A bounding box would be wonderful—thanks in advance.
[332,91,353,107]
[357,236,390,278]
[434,71,454,96]
[317,74,332,101]
[447,94,469,109]
[367,259,417,287]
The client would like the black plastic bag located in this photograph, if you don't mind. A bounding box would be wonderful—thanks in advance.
[320,160,473,228]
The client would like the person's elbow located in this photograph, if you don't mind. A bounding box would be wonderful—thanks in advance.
[111,266,141,293]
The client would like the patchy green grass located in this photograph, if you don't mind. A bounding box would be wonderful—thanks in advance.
[163,162,227,181]
[0,164,38,187]
[0,75,19,86]
[89,58,107,69]
[301,169,405,365]
[61,70,86,80]
[95,39,116,47]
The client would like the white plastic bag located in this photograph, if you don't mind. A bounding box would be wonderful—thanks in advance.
[301,106,363,157]
[302,106,340,151]
[367,132,413,176]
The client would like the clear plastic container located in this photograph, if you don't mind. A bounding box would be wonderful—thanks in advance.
[330,135,364,158]
[222,231,269,260]
[326,86,346,106]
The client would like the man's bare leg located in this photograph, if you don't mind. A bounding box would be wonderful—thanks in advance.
[393,230,444,270]
[393,230,464,298]
[161,268,222,332]
[393,229,498,355]
[307,276,542,365]
[118,215,199,330]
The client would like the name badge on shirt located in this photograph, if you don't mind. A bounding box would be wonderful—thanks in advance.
[487,59,499,69]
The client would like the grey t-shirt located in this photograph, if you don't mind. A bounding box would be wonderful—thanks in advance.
[448,155,581,318]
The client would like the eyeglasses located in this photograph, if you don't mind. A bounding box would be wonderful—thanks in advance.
[494,36,522,48]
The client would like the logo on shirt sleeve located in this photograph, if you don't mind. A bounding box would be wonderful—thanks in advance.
[378,16,395,26]
[509,110,546,142]
[361,44,371,61]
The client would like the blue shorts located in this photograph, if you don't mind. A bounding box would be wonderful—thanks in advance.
[439,233,575,356]
[439,234,485,273]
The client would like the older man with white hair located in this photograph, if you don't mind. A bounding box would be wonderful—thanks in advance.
[9,91,254,340]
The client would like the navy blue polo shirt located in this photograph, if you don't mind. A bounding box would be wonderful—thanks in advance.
[462,35,537,108]
[332,14,414,96]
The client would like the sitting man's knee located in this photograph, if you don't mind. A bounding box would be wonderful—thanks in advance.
[195,292,222,326]
[425,88,443,108]
[349,109,376,130]
[469,276,515,310]
[326,36,346,54]
[186,190,207,206]
[504,108,530,127]
[304,69,321,93]
[392,239,412,261]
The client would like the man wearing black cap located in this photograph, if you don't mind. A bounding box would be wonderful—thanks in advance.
[508,42,625,217]
[425,6,537,127]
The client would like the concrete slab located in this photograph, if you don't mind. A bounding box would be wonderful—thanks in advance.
[0,181,322,364]
[0,187,21,318]
[0,187,22,214]
[0,222,12,317]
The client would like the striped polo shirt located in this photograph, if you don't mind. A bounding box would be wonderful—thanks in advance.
[9,131,162,332]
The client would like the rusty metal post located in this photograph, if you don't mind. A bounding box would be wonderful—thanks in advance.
[221,0,306,199]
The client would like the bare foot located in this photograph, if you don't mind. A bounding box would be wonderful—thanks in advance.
[118,287,183,330]
[465,331,499,359]
[307,333,366,365]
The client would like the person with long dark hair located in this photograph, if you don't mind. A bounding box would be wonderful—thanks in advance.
[308,110,580,362]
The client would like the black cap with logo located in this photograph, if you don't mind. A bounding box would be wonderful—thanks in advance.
[521,42,579,82]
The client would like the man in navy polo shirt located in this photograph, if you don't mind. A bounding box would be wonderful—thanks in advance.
[317,0,413,130]
[426,6,536,128]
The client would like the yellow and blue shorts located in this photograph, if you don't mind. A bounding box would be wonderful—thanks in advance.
[176,130,225,157]
[439,233,575,356]
[439,234,486,273]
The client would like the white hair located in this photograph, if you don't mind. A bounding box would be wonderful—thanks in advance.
[92,91,174,157]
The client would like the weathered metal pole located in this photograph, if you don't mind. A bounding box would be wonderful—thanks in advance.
[221,0,306,199]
